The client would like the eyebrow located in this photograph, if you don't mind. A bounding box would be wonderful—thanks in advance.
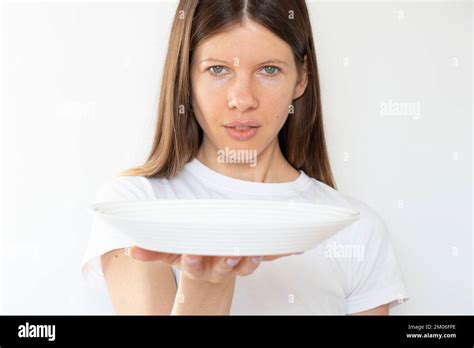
[199,58,288,66]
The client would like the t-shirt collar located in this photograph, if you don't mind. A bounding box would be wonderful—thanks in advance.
[184,157,313,195]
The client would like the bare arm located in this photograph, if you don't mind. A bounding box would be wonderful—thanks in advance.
[101,248,177,315]
[349,303,389,315]
[101,246,301,315]
[171,274,237,315]
[127,247,293,315]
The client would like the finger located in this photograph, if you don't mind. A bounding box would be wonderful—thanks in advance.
[181,254,204,279]
[212,256,242,278]
[233,256,262,276]
[127,246,179,263]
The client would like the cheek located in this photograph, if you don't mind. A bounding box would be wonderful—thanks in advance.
[256,81,294,124]
[192,77,228,124]
[193,72,229,97]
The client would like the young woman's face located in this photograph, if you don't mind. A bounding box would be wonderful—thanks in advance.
[190,19,307,157]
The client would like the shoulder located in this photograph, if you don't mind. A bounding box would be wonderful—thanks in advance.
[308,178,389,242]
[343,195,387,234]
[94,175,156,203]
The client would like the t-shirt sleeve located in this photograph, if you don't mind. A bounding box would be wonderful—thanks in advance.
[80,175,154,289]
[344,201,410,314]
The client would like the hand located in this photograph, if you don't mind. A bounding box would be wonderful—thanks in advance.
[125,246,304,284]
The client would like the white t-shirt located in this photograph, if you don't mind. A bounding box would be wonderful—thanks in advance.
[81,158,409,314]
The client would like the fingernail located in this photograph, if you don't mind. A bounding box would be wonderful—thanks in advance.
[186,256,200,264]
[252,256,263,264]
[134,248,144,258]
[124,247,132,257]
[226,258,240,267]
[295,251,305,255]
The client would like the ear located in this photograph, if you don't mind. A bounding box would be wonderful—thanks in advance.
[292,55,308,100]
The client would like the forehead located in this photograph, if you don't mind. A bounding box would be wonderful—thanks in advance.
[193,20,294,64]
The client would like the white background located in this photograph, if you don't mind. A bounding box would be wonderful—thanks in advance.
[1,0,472,314]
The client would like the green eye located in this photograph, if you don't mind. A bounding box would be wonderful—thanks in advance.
[208,65,279,76]
[209,66,225,74]
[263,66,279,75]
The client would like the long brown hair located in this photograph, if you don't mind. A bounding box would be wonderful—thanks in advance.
[120,0,337,189]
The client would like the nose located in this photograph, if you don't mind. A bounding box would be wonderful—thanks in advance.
[227,76,258,112]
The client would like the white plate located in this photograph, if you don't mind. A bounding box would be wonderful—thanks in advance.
[89,199,360,256]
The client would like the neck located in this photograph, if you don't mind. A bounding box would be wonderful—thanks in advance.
[195,138,300,183]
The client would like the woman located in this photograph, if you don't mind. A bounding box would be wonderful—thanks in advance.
[81,0,409,315]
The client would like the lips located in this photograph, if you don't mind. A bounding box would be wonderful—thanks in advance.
[223,120,261,128]
[223,120,261,141]
[225,125,259,131]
